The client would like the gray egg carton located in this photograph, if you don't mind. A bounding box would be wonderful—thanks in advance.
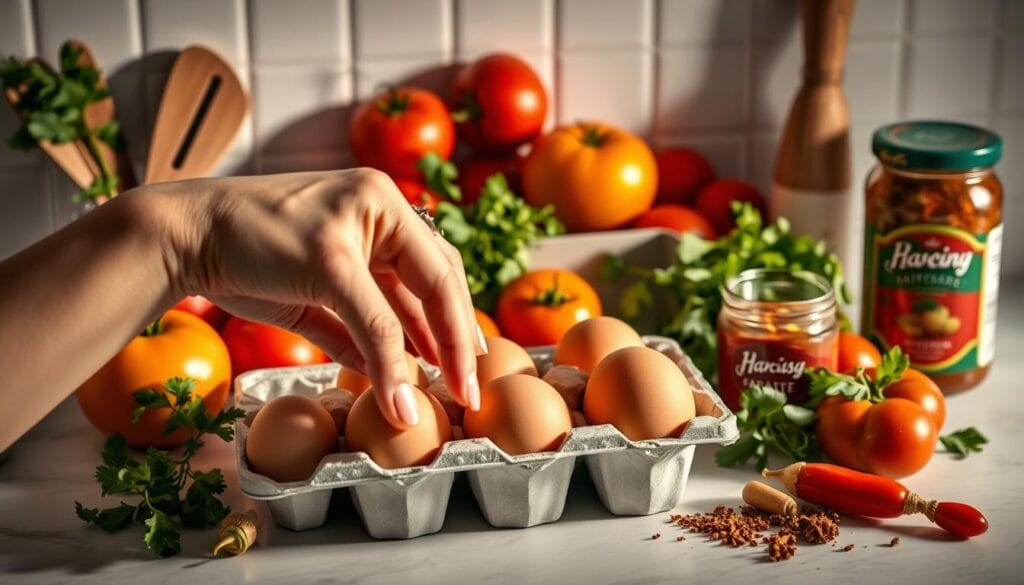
[233,336,739,539]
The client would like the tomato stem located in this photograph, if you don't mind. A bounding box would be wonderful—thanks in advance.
[142,317,164,337]
[451,92,480,123]
[579,124,607,147]
[531,273,576,307]
[375,86,410,117]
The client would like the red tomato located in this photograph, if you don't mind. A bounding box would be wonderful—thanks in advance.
[815,396,871,471]
[457,153,522,205]
[349,87,455,179]
[392,177,443,212]
[631,205,717,240]
[495,269,602,347]
[172,295,228,330]
[221,317,330,375]
[836,331,882,372]
[655,147,715,205]
[695,179,767,234]
[453,53,547,154]
[880,367,946,431]
[858,398,938,479]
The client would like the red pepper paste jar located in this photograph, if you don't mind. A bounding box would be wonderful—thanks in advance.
[717,269,839,410]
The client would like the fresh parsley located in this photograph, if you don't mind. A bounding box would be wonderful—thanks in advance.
[0,41,124,200]
[602,202,850,381]
[940,427,988,458]
[715,385,819,470]
[75,377,244,557]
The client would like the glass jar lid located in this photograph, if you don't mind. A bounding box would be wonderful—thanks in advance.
[872,120,1002,171]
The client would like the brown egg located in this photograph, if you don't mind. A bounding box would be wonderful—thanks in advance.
[476,336,537,386]
[554,316,643,373]
[245,395,338,482]
[335,352,430,395]
[344,386,452,469]
[583,346,696,440]
[463,374,572,455]
[317,387,356,434]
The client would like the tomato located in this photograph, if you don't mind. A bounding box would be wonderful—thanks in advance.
[475,308,501,338]
[858,398,938,479]
[221,317,330,375]
[172,295,228,330]
[695,179,767,234]
[815,396,871,470]
[457,153,522,205]
[522,122,657,232]
[349,87,455,179]
[452,53,547,154]
[392,177,443,212]
[76,310,231,447]
[878,367,946,431]
[836,331,882,372]
[495,269,602,347]
[655,147,715,205]
[631,204,716,240]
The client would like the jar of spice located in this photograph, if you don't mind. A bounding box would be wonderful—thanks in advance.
[717,269,839,410]
[863,121,1002,393]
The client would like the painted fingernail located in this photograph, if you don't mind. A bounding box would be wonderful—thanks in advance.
[467,373,481,412]
[475,324,489,355]
[395,383,420,427]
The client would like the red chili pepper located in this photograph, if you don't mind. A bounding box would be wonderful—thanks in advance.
[763,462,988,539]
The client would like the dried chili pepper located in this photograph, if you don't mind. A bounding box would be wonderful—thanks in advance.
[763,462,988,538]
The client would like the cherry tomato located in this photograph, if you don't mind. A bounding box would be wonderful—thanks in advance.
[695,179,766,234]
[859,398,937,479]
[475,308,501,338]
[349,87,455,179]
[457,153,522,205]
[631,204,717,240]
[523,122,657,232]
[172,295,228,330]
[655,147,715,205]
[76,310,231,447]
[392,177,443,212]
[836,331,882,372]
[495,269,602,347]
[452,53,547,154]
[221,317,330,375]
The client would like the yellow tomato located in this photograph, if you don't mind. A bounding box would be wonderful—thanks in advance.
[522,122,657,232]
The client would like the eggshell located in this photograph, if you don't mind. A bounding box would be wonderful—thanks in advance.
[317,387,356,434]
[335,352,430,395]
[426,379,465,426]
[477,336,538,386]
[554,316,643,373]
[245,395,338,482]
[542,365,589,411]
[583,346,696,440]
[344,386,452,469]
[463,374,572,456]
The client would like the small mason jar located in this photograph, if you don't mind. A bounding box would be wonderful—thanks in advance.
[716,268,839,410]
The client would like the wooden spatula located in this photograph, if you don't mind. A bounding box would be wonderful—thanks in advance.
[66,39,137,192]
[145,46,248,184]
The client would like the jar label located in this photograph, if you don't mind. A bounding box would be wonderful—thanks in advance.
[717,340,836,409]
[863,224,1001,374]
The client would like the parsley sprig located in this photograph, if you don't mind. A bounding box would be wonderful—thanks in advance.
[940,427,989,458]
[75,377,245,557]
[0,41,124,200]
[602,203,850,381]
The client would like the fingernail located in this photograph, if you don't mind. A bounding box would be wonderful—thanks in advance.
[475,324,489,355]
[467,373,481,412]
[395,383,420,427]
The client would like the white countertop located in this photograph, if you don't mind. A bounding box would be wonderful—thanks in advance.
[2,282,1023,585]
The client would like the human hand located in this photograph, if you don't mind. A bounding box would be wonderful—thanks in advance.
[158,169,484,429]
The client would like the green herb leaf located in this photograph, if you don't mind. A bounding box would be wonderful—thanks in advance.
[939,427,988,458]
[179,470,229,529]
[717,385,819,470]
[76,501,137,533]
[143,508,181,557]
[131,388,171,422]
[417,152,461,202]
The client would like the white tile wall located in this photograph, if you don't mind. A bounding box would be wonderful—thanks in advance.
[0,0,1022,278]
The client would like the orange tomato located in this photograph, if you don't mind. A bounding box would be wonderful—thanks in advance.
[836,331,882,372]
[76,310,231,448]
[631,204,716,240]
[522,122,657,232]
[495,269,602,347]
[475,308,501,337]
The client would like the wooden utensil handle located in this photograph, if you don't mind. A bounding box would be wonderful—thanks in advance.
[801,0,855,83]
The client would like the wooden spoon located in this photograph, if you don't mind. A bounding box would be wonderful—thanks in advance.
[145,46,249,184]
[66,39,137,192]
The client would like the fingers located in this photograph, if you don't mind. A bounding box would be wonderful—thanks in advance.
[373,270,442,366]
[434,237,488,355]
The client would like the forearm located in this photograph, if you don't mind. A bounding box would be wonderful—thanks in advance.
[0,189,190,452]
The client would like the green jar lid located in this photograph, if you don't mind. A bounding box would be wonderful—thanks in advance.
[872,120,1002,171]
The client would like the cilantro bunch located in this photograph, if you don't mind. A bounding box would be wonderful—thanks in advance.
[0,41,124,200]
[420,154,565,311]
[75,378,244,557]
[602,203,850,380]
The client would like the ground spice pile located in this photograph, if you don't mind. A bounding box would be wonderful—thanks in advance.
[667,505,841,562]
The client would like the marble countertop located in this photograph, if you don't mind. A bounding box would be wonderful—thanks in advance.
[3,284,1023,585]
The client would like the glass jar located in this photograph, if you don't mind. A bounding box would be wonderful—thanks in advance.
[863,120,1003,394]
[717,269,839,410]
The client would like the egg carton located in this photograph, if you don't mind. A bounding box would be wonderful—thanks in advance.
[233,336,739,539]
